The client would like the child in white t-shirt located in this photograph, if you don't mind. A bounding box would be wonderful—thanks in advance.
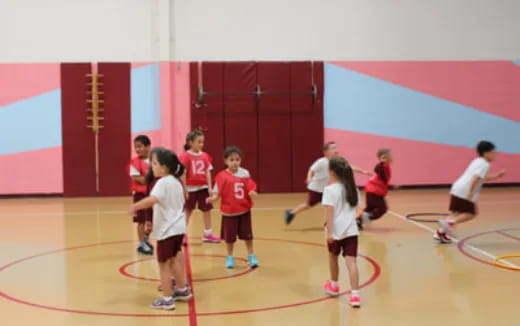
[285,142,370,225]
[131,147,193,310]
[322,156,361,308]
[435,141,506,243]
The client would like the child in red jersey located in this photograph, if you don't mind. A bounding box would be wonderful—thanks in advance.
[208,146,259,269]
[128,135,153,255]
[179,130,220,243]
[357,148,392,230]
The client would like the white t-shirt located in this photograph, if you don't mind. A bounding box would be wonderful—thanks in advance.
[129,158,150,176]
[307,157,330,193]
[322,183,359,240]
[450,157,490,202]
[150,175,186,240]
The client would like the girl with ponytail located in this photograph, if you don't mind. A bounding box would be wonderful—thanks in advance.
[321,156,361,308]
[131,147,192,310]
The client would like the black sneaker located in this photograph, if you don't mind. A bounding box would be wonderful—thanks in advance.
[137,246,153,255]
[173,288,193,302]
[356,218,364,231]
[145,240,154,251]
[285,209,295,225]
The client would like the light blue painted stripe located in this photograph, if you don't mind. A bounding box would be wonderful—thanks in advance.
[513,60,520,66]
[324,63,520,154]
[131,63,161,133]
[0,89,61,155]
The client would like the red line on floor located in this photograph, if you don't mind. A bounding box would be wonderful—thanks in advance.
[183,235,198,326]
[496,230,520,241]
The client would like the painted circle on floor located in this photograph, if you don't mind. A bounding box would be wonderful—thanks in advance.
[119,254,254,282]
[0,238,381,317]
[457,228,520,271]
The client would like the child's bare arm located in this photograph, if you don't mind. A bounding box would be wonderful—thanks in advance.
[131,196,158,213]
[206,171,213,195]
[306,169,314,184]
[352,165,372,176]
[131,175,146,185]
[467,175,481,199]
[485,170,506,182]
[324,205,334,243]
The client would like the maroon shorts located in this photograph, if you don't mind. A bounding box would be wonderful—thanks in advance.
[449,195,477,215]
[185,189,213,212]
[364,192,388,220]
[133,193,152,223]
[328,236,358,257]
[157,234,184,263]
[307,190,323,207]
[221,211,253,243]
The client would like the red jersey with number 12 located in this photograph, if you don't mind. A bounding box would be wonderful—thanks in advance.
[214,168,257,215]
[179,151,213,187]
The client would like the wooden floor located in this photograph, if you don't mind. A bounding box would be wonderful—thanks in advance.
[1,188,519,326]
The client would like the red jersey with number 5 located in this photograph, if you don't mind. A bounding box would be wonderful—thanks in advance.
[179,151,213,187]
[214,168,257,215]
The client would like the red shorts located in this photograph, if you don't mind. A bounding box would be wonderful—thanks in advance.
[133,193,152,223]
[449,195,477,215]
[157,234,184,263]
[307,190,323,207]
[328,236,358,257]
[185,189,213,212]
[221,211,253,243]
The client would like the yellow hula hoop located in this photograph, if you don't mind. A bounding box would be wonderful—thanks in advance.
[493,254,520,271]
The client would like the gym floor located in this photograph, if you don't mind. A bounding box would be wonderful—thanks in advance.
[1,188,518,326]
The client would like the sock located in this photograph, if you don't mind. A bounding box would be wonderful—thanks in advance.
[204,229,212,236]
[139,241,146,247]
[177,287,187,292]
[351,290,360,296]
[144,234,149,242]
[330,281,338,288]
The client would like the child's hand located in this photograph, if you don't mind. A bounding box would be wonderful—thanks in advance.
[129,204,137,216]
[248,191,258,197]
[496,169,506,179]
[326,234,334,244]
[206,195,217,204]
[144,221,153,234]
[184,191,189,201]
[364,170,373,177]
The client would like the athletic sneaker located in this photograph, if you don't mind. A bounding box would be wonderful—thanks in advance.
[203,233,221,243]
[285,209,295,225]
[439,220,456,238]
[349,295,361,308]
[361,212,372,225]
[434,230,452,244]
[173,288,193,302]
[150,296,175,310]
[137,245,153,255]
[356,218,364,231]
[248,254,259,268]
[226,256,235,269]
[144,235,154,251]
[323,280,340,297]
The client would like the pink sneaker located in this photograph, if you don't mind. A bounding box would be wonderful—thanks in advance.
[323,280,340,297]
[203,233,221,243]
[349,295,361,308]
